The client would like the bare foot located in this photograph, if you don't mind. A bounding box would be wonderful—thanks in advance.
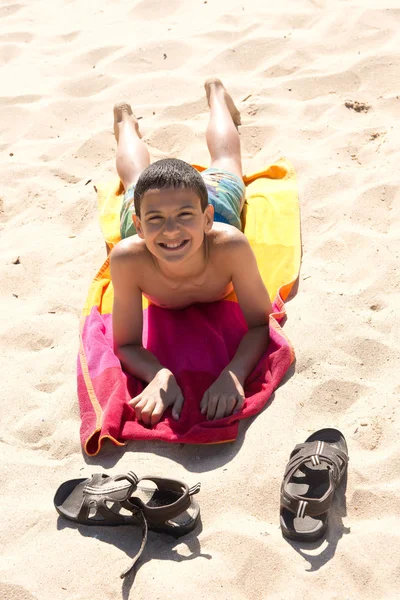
[113,102,141,142]
[204,78,241,127]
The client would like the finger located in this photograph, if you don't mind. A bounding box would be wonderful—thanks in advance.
[213,397,227,421]
[129,393,142,407]
[225,396,237,417]
[200,391,209,415]
[133,399,147,421]
[233,395,246,414]
[150,403,165,426]
[140,400,156,426]
[206,395,219,421]
[172,393,184,420]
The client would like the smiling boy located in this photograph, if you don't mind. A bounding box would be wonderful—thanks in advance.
[110,78,272,426]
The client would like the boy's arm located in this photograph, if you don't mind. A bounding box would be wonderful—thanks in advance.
[200,234,272,420]
[110,244,184,424]
[226,235,272,380]
[111,244,161,382]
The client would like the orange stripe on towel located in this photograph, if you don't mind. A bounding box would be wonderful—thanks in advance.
[79,314,103,426]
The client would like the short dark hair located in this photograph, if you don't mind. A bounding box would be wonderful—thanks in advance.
[133,158,209,217]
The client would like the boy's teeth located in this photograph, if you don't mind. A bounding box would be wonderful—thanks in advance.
[164,241,183,248]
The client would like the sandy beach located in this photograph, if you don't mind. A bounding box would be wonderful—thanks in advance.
[1,0,399,598]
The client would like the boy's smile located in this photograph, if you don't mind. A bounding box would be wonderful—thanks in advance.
[158,239,190,251]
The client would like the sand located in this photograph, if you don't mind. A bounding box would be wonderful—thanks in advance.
[1,0,399,598]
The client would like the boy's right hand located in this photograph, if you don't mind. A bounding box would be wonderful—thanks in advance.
[129,368,184,426]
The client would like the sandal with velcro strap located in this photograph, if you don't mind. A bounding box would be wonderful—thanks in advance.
[54,471,201,578]
[280,428,348,542]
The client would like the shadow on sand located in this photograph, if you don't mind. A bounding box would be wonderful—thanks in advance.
[282,472,349,571]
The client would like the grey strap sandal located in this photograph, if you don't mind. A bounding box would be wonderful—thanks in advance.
[280,428,348,542]
[54,471,201,578]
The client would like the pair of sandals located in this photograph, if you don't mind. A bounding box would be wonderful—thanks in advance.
[54,428,348,578]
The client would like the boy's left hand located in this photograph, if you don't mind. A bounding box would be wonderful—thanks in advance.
[200,369,245,420]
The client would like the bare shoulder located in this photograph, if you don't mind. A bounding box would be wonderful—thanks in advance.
[110,235,148,264]
[207,224,252,278]
[110,236,151,288]
[208,223,250,254]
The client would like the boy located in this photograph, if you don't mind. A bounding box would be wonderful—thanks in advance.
[111,78,272,426]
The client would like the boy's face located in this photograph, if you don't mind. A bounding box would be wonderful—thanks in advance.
[133,187,214,264]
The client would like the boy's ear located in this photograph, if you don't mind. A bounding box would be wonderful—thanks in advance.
[133,214,144,238]
[204,204,214,232]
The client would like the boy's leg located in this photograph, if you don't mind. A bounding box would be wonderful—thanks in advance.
[205,78,242,178]
[114,102,150,190]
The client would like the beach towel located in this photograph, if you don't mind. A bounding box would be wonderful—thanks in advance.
[78,158,300,456]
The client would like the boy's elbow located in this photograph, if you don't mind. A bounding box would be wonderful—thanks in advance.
[113,341,124,359]
[113,341,141,359]
[252,323,270,345]
[248,320,270,333]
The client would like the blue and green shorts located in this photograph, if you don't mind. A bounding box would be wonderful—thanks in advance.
[120,167,246,239]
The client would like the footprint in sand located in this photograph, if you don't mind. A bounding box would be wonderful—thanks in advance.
[0,44,22,64]
[350,484,400,521]
[350,183,395,235]
[54,30,80,43]
[36,381,60,394]
[337,336,396,377]
[0,3,23,19]
[355,418,383,451]
[72,45,123,67]
[60,73,116,98]
[0,584,37,600]
[1,325,54,352]
[148,123,195,155]
[162,99,207,122]
[0,31,33,43]
[309,379,367,413]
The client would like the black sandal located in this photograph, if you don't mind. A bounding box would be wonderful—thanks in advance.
[54,471,201,578]
[280,428,348,542]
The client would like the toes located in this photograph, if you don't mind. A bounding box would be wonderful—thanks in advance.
[113,102,133,121]
[204,77,224,104]
[232,110,241,127]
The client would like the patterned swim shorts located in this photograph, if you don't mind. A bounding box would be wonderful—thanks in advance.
[119,167,245,239]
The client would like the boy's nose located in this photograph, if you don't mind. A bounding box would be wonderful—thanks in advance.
[163,218,180,235]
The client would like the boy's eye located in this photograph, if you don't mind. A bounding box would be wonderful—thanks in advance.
[179,212,194,218]
[148,216,162,222]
